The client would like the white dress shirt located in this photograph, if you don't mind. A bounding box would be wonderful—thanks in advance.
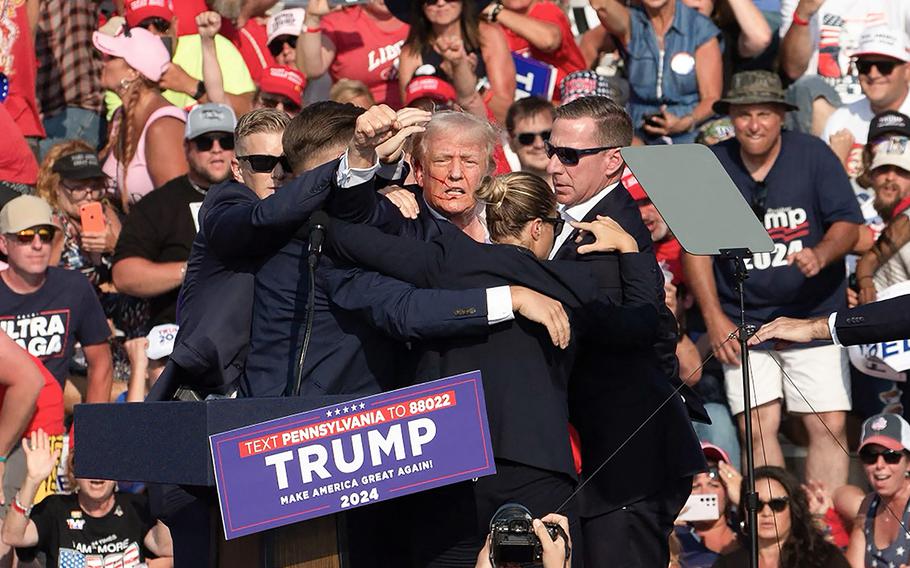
[549,182,621,260]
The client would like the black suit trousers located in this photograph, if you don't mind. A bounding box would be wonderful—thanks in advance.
[407,460,581,568]
[581,475,692,568]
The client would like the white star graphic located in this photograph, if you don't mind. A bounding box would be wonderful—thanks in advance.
[897,546,905,556]
[343,406,350,413]
[872,560,877,567]
[889,562,895,568]
[334,408,341,416]
[360,402,365,410]
[326,410,332,418]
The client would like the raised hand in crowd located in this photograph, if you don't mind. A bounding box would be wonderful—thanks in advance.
[571,215,639,255]
[510,286,571,349]
[21,429,60,489]
[159,62,200,99]
[375,107,432,164]
[197,10,226,105]
[641,106,695,138]
[717,460,742,507]
[780,0,827,79]
[433,35,487,119]
[124,337,150,403]
[803,479,834,518]
[828,129,855,170]
[379,186,420,220]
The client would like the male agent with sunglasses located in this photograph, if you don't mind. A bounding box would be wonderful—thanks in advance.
[685,70,864,496]
[543,95,704,568]
[821,26,910,184]
[506,97,555,186]
[113,103,237,329]
[0,196,113,405]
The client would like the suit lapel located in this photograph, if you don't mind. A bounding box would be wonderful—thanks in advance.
[553,191,624,260]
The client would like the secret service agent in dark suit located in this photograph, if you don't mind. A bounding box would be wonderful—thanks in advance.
[753,295,910,347]
[327,218,664,567]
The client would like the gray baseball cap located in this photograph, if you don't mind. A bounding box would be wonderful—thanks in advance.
[185,103,236,140]
[859,413,910,452]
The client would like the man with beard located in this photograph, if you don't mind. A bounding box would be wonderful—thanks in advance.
[112,103,236,327]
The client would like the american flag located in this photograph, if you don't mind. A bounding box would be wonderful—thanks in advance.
[58,549,85,568]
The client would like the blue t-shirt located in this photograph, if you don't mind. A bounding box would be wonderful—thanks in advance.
[711,131,863,327]
[627,0,719,144]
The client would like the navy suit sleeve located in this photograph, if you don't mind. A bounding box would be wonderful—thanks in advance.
[326,219,441,286]
[203,159,340,258]
[320,267,489,342]
[835,296,910,346]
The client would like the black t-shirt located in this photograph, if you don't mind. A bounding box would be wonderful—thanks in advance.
[28,492,155,568]
[711,131,864,326]
[0,267,110,387]
[113,175,204,326]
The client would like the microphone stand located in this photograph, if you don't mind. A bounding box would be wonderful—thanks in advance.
[289,213,327,397]
[722,249,758,568]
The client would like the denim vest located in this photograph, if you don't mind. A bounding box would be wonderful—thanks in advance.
[626,0,719,144]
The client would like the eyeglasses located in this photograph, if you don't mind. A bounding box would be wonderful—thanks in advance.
[238,154,292,173]
[516,130,551,146]
[750,180,768,220]
[757,497,789,513]
[856,59,901,76]
[859,447,905,465]
[192,133,235,152]
[268,36,297,57]
[60,179,107,200]
[540,215,565,235]
[257,93,302,115]
[137,16,170,33]
[544,141,619,166]
[10,228,55,245]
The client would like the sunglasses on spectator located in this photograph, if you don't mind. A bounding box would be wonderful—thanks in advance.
[515,130,551,146]
[192,133,235,152]
[544,141,618,166]
[268,36,297,57]
[9,228,55,245]
[423,0,460,5]
[856,59,901,76]
[137,16,170,33]
[60,179,106,200]
[257,93,302,115]
[239,154,292,173]
[859,447,905,465]
[757,497,789,513]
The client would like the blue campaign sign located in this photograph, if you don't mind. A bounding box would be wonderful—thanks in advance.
[210,371,496,539]
[513,53,557,100]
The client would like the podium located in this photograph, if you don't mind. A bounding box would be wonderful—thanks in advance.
[75,395,360,568]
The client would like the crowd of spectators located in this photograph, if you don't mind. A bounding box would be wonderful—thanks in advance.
[2,0,910,566]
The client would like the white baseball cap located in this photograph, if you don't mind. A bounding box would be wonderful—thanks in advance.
[871,136,910,173]
[854,26,910,62]
[267,9,306,47]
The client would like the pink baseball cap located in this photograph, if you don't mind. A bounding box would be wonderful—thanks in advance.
[701,442,732,464]
[92,27,171,82]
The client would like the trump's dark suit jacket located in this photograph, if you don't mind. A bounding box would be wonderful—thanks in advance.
[835,295,910,346]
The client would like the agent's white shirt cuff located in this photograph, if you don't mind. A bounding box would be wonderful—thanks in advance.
[336,150,380,188]
[828,312,841,346]
[487,286,515,325]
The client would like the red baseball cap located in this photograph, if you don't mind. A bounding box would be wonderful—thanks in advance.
[124,0,175,28]
[405,75,457,106]
[259,66,306,106]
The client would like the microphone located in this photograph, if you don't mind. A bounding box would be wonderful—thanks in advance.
[308,210,329,262]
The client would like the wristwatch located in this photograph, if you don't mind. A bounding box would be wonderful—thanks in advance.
[486,2,504,22]
[193,81,207,100]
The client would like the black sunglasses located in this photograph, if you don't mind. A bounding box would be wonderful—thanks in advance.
[856,59,900,76]
[238,154,292,173]
[516,130,551,146]
[541,215,565,235]
[268,36,297,57]
[137,16,170,33]
[750,180,768,220]
[258,93,302,114]
[860,447,905,465]
[192,133,235,152]
[757,497,789,513]
[10,228,55,245]
[544,141,618,166]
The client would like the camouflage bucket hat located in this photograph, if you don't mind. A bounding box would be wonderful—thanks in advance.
[713,71,799,115]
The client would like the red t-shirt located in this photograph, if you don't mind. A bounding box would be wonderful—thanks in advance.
[0,355,65,438]
[654,237,684,286]
[501,1,585,102]
[232,18,274,85]
[2,0,45,138]
[0,104,39,184]
[321,7,409,108]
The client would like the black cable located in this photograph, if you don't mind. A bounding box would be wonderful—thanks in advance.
[291,258,317,397]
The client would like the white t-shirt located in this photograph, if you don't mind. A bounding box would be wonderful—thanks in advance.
[780,0,910,104]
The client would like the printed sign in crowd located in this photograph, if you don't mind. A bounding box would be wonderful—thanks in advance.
[210,371,496,539]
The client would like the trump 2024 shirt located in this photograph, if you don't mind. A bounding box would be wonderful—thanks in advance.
[0,267,111,386]
[711,131,863,327]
